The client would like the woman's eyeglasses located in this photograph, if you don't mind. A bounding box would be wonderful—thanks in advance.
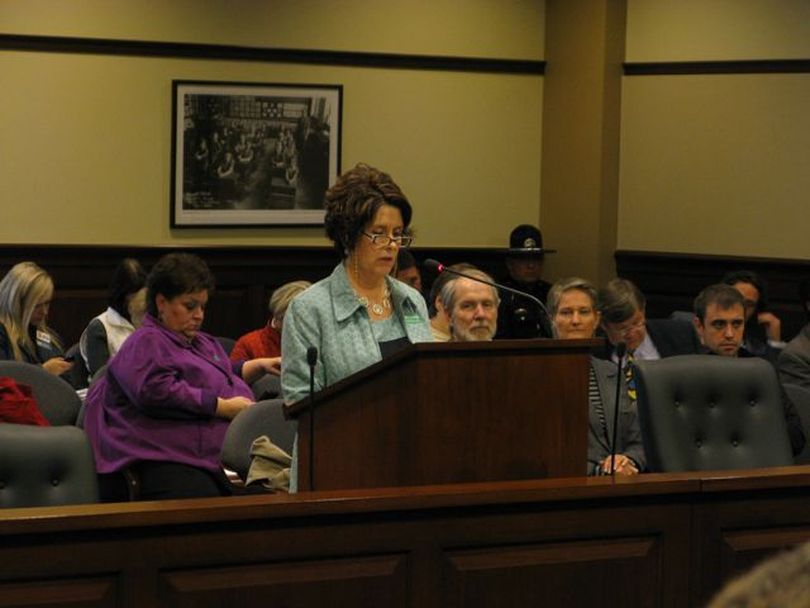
[361,232,414,248]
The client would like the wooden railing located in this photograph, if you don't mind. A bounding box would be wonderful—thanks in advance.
[3,468,810,607]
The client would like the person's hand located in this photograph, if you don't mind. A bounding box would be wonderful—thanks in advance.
[215,396,254,420]
[599,454,639,476]
[757,311,782,342]
[43,357,73,376]
[242,357,282,382]
[258,356,282,376]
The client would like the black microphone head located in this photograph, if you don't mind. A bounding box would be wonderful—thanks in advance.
[423,258,444,273]
[306,346,318,366]
[615,342,627,358]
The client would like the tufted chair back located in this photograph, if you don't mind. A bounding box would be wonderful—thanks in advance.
[0,424,100,507]
[221,398,296,481]
[635,355,793,472]
[0,360,82,425]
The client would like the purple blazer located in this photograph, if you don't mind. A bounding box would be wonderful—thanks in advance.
[84,314,253,474]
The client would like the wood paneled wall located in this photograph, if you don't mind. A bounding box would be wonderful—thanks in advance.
[0,245,505,346]
[616,250,810,340]
[3,468,810,607]
[1,245,807,347]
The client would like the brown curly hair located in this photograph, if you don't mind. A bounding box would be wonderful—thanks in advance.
[324,163,412,258]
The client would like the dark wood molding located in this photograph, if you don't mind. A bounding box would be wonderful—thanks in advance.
[615,249,810,340]
[0,33,545,75]
[0,244,506,346]
[3,469,810,607]
[624,59,810,75]
[3,245,809,344]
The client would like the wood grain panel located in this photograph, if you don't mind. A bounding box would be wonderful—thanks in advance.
[444,537,660,608]
[2,243,808,353]
[159,554,409,608]
[2,470,810,607]
[0,576,117,608]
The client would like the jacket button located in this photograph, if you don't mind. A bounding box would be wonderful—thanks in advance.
[51,479,60,486]
[695,439,703,448]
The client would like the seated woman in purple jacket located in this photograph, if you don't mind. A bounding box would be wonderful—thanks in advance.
[84,253,279,501]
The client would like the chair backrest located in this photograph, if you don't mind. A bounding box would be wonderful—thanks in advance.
[216,336,236,356]
[0,424,100,507]
[0,360,82,425]
[783,383,810,465]
[251,373,281,401]
[221,398,296,481]
[635,355,794,472]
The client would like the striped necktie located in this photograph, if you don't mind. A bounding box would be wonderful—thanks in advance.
[625,351,637,402]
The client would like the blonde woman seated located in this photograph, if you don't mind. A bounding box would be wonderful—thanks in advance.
[547,277,646,476]
[0,262,73,376]
[230,280,311,362]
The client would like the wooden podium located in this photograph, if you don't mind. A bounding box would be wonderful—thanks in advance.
[285,339,597,491]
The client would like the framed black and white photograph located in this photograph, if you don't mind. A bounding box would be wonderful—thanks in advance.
[171,80,342,227]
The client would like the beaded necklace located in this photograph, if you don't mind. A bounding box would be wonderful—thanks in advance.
[357,286,391,316]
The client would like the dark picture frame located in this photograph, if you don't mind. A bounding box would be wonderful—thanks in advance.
[171,80,342,227]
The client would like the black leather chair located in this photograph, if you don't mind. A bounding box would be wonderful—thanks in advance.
[635,355,794,472]
[0,424,99,507]
[0,360,82,425]
[251,373,281,401]
[221,398,296,481]
[783,384,810,465]
[215,336,236,356]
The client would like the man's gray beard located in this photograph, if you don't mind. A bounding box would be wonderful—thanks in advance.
[453,322,495,342]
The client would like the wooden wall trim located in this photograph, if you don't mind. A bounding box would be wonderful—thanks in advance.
[2,469,810,607]
[616,249,810,341]
[2,245,808,344]
[0,244,506,345]
[624,59,810,75]
[0,33,545,75]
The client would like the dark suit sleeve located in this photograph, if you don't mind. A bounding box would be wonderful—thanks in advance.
[778,348,810,390]
[621,400,647,472]
[646,318,701,357]
[781,386,806,456]
[83,319,110,376]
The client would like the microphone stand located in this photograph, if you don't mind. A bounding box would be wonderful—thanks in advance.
[306,346,317,491]
[609,342,627,477]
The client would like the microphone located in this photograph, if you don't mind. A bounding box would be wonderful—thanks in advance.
[609,341,627,476]
[424,258,553,338]
[306,346,318,368]
[306,346,318,490]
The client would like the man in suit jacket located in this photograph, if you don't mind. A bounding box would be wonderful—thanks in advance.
[779,325,810,390]
[778,277,810,390]
[595,278,701,363]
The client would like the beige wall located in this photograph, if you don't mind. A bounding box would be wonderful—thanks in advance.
[620,0,810,259]
[3,1,808,262]
[626,0,810,62]
[539,0,626,285]
[0,1,545,247]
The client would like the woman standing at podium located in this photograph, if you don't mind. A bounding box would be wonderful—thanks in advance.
[547,277,646,476]
[281,163,432,490]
